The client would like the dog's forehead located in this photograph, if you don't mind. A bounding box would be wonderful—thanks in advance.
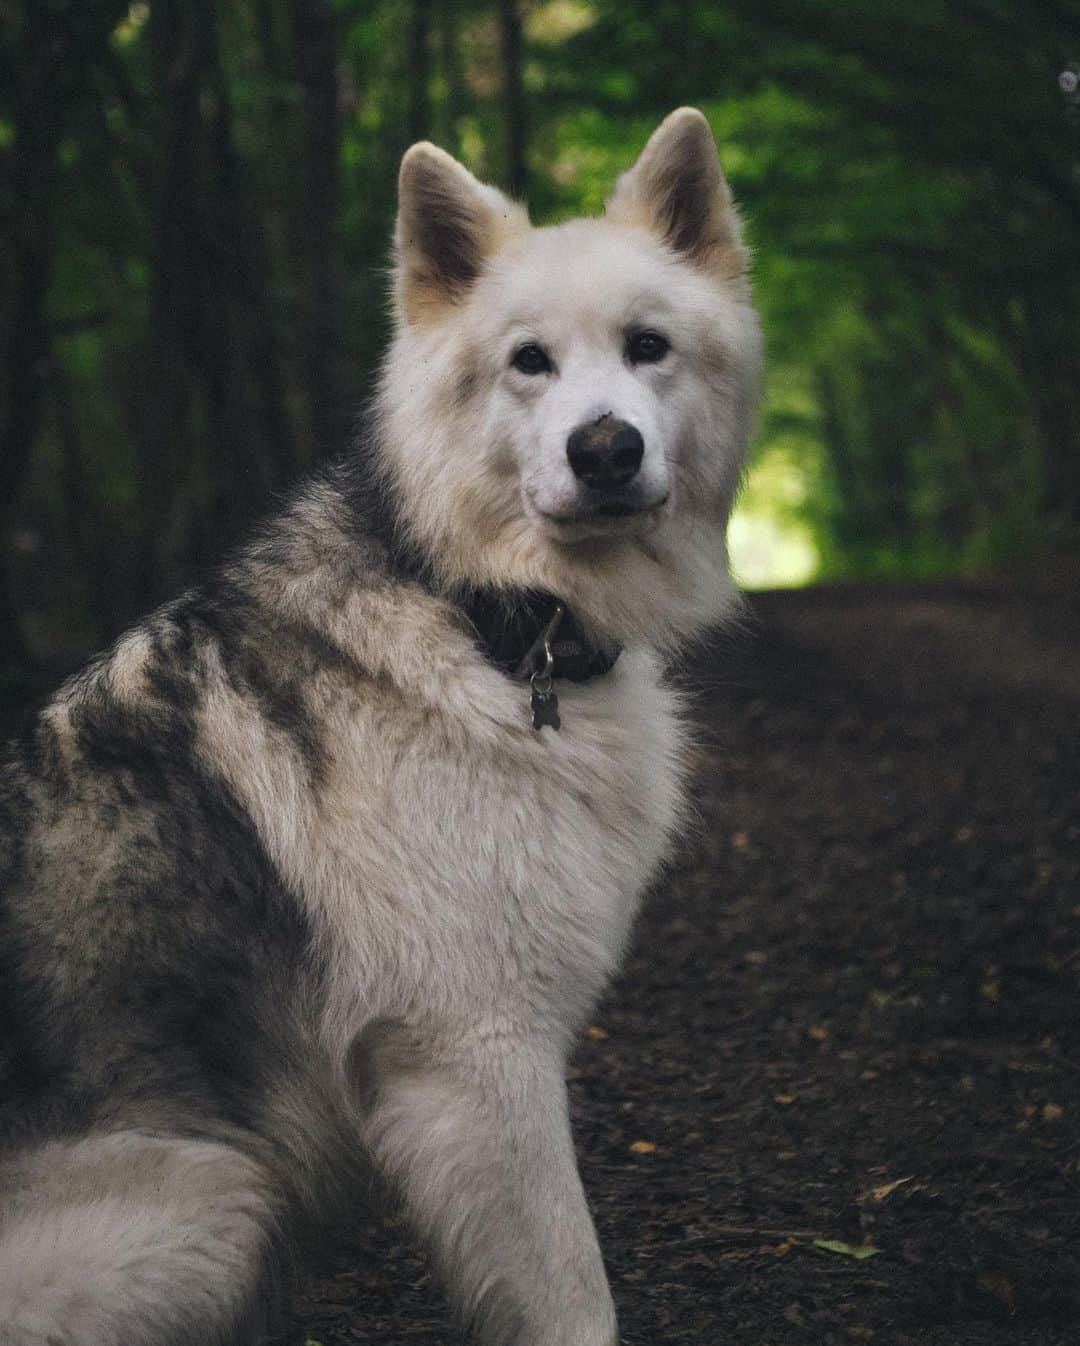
[481,220,680,323]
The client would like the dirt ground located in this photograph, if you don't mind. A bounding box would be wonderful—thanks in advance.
[288,579,1080,1345]
[4,578,1079,1343]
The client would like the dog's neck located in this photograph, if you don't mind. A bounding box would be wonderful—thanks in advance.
[459,587,621,685]
[339,449,621,687]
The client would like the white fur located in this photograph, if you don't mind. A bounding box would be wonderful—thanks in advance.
[383,109,761,654]
[0,1134,275,1345]
[195,610,684,1344]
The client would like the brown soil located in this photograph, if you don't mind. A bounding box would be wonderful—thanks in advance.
[289,582,1080,1345]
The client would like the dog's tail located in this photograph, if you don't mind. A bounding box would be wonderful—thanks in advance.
[0,1129,283,1345]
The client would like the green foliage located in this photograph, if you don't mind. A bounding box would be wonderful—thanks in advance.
[529,1,1079,581]
[1,0,1077,657]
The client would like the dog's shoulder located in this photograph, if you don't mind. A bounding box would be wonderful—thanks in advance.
[1,463,691,1087]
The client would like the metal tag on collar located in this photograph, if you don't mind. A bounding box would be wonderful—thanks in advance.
[517,602,565,731]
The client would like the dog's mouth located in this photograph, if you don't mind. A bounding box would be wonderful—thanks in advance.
[534,493,670,540]
[588,500,650,519]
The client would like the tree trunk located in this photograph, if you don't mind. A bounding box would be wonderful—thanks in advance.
[141,0,201,609]
[497,0,527,197]
[438,0,465,156]
[0,5,68,667]
[407,0,433,145]
[289,0,346,461]
[53,366,113,646]
[1006,292,1080,528]
[201,0,298,490]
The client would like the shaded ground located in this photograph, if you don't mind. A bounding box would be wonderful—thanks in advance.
[3,578,1078,1343]
[289,580,1080,1345]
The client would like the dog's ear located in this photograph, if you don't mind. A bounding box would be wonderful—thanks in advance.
[395,143,529,323]
[605,108,746,281]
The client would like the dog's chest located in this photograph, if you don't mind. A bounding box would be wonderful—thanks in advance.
[310,652,686,1037]
[197,640,687,1046]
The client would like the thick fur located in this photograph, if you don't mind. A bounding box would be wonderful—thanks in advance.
[0,109,760,1345]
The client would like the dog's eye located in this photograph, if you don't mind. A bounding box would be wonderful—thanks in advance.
[511,344,553,375]
[627,331,669,365]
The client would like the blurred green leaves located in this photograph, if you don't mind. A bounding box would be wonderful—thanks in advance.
[1,0,1076,657]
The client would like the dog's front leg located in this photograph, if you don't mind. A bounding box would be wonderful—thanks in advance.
[360,1025,617,1346]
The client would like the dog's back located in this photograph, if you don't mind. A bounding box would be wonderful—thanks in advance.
[0,570,342,1342]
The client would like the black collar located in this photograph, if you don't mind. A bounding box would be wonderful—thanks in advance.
[461,587,621,685]
[333,452,620,725]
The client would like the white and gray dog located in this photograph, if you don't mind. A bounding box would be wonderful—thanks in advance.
[0,108,760,1344]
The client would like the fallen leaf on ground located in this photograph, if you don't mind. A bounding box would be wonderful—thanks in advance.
[869,1176,913,1202]
[978,1270,1016,1310]
[813,1238,882,1260]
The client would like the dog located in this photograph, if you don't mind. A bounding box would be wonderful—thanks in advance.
[0,108,760,1345]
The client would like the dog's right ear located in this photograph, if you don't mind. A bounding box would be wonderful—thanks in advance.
[395,144,529,324]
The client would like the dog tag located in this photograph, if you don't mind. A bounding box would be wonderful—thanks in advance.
[526,613,563,731]
[530,674,561,731]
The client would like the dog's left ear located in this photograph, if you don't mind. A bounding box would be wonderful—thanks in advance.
[395,143,529,324]
[606,108,747,281]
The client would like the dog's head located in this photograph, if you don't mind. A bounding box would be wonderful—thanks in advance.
[376,108,762,648]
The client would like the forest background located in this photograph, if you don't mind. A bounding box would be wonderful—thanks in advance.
[2,0,1078,674]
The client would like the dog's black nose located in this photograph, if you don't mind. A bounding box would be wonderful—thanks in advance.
[566,416,644,489]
